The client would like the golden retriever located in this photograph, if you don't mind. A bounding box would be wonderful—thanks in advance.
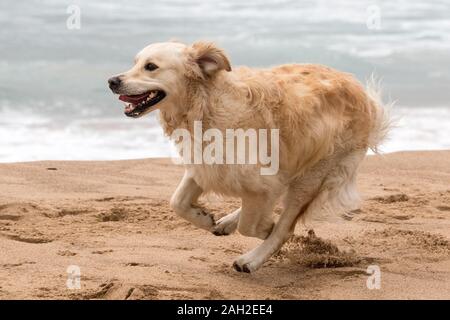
[108,41,389,272]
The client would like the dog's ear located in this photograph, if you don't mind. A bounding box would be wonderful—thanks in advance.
[190,41,231,77]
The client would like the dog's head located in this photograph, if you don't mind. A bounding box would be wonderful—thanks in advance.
[108,41,231,118]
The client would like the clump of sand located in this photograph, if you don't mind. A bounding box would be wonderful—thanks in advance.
[365,228,450,255]
[97,207,128,222]
[371,193,410,204]
[275,230,360,268]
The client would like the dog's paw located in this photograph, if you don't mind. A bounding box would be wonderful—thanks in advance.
[232,253,263,273]
[194,208,216,231]
[232,261,253,273]
[212,214,238,236]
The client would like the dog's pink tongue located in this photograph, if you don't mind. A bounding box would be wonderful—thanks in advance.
[119,93,148,104]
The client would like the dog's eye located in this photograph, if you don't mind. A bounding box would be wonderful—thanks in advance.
[145,63,159,71]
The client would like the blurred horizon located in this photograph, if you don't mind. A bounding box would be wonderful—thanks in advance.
[0,0,449,162]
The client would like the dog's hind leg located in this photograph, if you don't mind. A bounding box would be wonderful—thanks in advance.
[236,193,278,240]
[233,158,333,273]
[213,191,279,238]
[232,149,366,272]
[170,170,215,231]
[212,207,241,236]
[233,188,316,272]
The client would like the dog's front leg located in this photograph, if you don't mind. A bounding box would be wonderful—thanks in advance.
[170,170,215,231]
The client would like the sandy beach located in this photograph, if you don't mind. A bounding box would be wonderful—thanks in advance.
[0,151,449,300]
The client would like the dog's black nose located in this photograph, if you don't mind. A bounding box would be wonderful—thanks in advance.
[108,76,122,91]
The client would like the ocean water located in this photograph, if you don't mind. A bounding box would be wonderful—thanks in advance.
[0,0,449,162]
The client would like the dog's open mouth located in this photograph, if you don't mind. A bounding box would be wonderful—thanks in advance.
[119,90,166,118]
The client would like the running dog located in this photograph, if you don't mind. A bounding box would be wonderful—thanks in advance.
[108,41,389,272]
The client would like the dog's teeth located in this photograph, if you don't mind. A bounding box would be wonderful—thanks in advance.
[125,103,134,112]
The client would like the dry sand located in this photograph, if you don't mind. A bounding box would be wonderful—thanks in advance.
[0,151,449,300]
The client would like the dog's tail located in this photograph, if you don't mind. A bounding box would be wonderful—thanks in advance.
[366,75,394,154]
